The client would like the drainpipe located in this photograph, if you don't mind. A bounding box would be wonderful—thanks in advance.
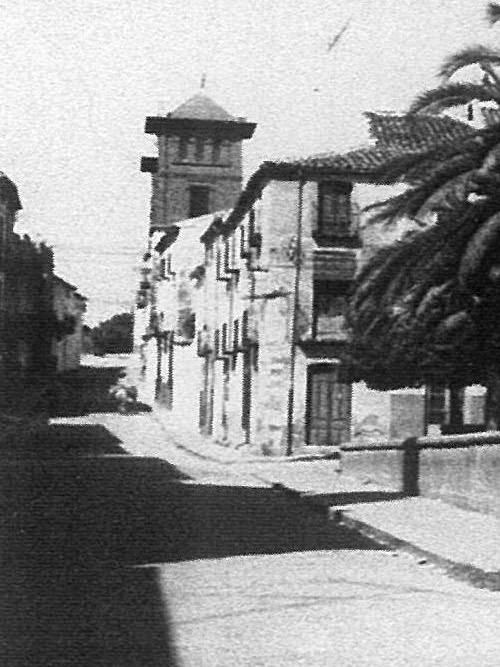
[286,176,305,456]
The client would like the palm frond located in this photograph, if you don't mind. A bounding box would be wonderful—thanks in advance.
[364,190,423,225]
[383,140,480,185]
[458,211,500,288]
[482,105,500,126]
[405,151,479,185]
[365,168,474,225]
[425,172,474,214]
[363,125,500,224]
[487,3,500,25]
[477,141,500,174]
[369,151,437,184]
[410,82,500,114]
[346,208,490,389]
[439,45,500,79]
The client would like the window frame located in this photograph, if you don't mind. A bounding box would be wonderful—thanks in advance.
[316,180,354,244]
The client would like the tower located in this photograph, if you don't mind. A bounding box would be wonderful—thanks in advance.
[141,92,256,232]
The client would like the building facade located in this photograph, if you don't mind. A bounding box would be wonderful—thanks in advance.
[0,174,56,384]
[51,276,87,372]
[0,171,87,415]
[135,99,486,454]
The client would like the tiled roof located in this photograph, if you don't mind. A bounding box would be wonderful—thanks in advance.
[199,112,479,245]
[268,146,409,175]
[365,112,476,151]
[170,93,235,121]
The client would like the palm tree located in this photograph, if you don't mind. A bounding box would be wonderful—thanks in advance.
[346,3,500,427]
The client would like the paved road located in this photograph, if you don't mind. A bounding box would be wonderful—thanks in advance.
[159,550,500,667]
[5,359,500,666]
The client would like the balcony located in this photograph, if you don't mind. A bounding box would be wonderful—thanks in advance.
[313,248,357,282]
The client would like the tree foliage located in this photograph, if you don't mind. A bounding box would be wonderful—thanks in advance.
[346,5,500,392]
[91,312,133,354]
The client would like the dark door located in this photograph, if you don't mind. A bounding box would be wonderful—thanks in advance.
[306,363,351,445]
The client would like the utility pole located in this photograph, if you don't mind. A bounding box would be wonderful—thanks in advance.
[286,177,305,456]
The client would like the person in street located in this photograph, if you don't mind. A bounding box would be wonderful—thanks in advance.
[109,371,138,414]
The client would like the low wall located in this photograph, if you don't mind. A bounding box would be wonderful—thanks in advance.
[342,432,500,520]
[341,446,403,492]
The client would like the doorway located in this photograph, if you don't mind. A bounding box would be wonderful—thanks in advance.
[306,363,351,445]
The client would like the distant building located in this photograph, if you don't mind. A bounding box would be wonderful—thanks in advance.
[51,276,87,372]
[0,173,55,385]
[0,170,87,415]
[0,173,23,369]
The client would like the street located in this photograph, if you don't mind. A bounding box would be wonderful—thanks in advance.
[3,359,500,666]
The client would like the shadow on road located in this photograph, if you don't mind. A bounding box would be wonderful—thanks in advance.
[3,423,129,459]
[0,565,178,666]
[1,461,381,571]
[1,392,386,664]
[47,364,151,417]
[1,451,386,664]
[0,422,188,665]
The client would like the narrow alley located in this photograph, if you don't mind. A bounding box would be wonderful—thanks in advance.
[3,356,500,667]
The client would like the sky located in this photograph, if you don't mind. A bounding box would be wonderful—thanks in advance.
[0,0,495,324]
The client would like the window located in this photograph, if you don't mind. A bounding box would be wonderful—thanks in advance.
[426,385,446,425]
[212,140,221,163]
[195,137,205,161]
[178,137,188,161]
[189,186,210,217]
[317,181,352,241]
[313,280,350,340]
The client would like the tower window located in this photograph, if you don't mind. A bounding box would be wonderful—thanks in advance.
[178,137,188,161]
[212,140,221,163]
[189,186,210,217]
[195,137,205,161]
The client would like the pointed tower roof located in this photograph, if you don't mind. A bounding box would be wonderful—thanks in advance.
[170,93,235,122]
[145,92,256,140]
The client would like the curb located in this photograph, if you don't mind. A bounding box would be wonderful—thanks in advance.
[150,408,500,592]
[338,511,500,591]
[150,410,341,466]
[265,478,500,593]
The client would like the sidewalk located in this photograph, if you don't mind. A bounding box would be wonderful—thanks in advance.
[135,410,500,591]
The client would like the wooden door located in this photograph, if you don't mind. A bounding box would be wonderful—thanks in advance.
[306,364,351,445]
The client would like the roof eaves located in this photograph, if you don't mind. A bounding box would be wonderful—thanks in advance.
[53,275,79,292]
[155,226,180,254]
[199,153,391,245]
[199,214,228,246]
